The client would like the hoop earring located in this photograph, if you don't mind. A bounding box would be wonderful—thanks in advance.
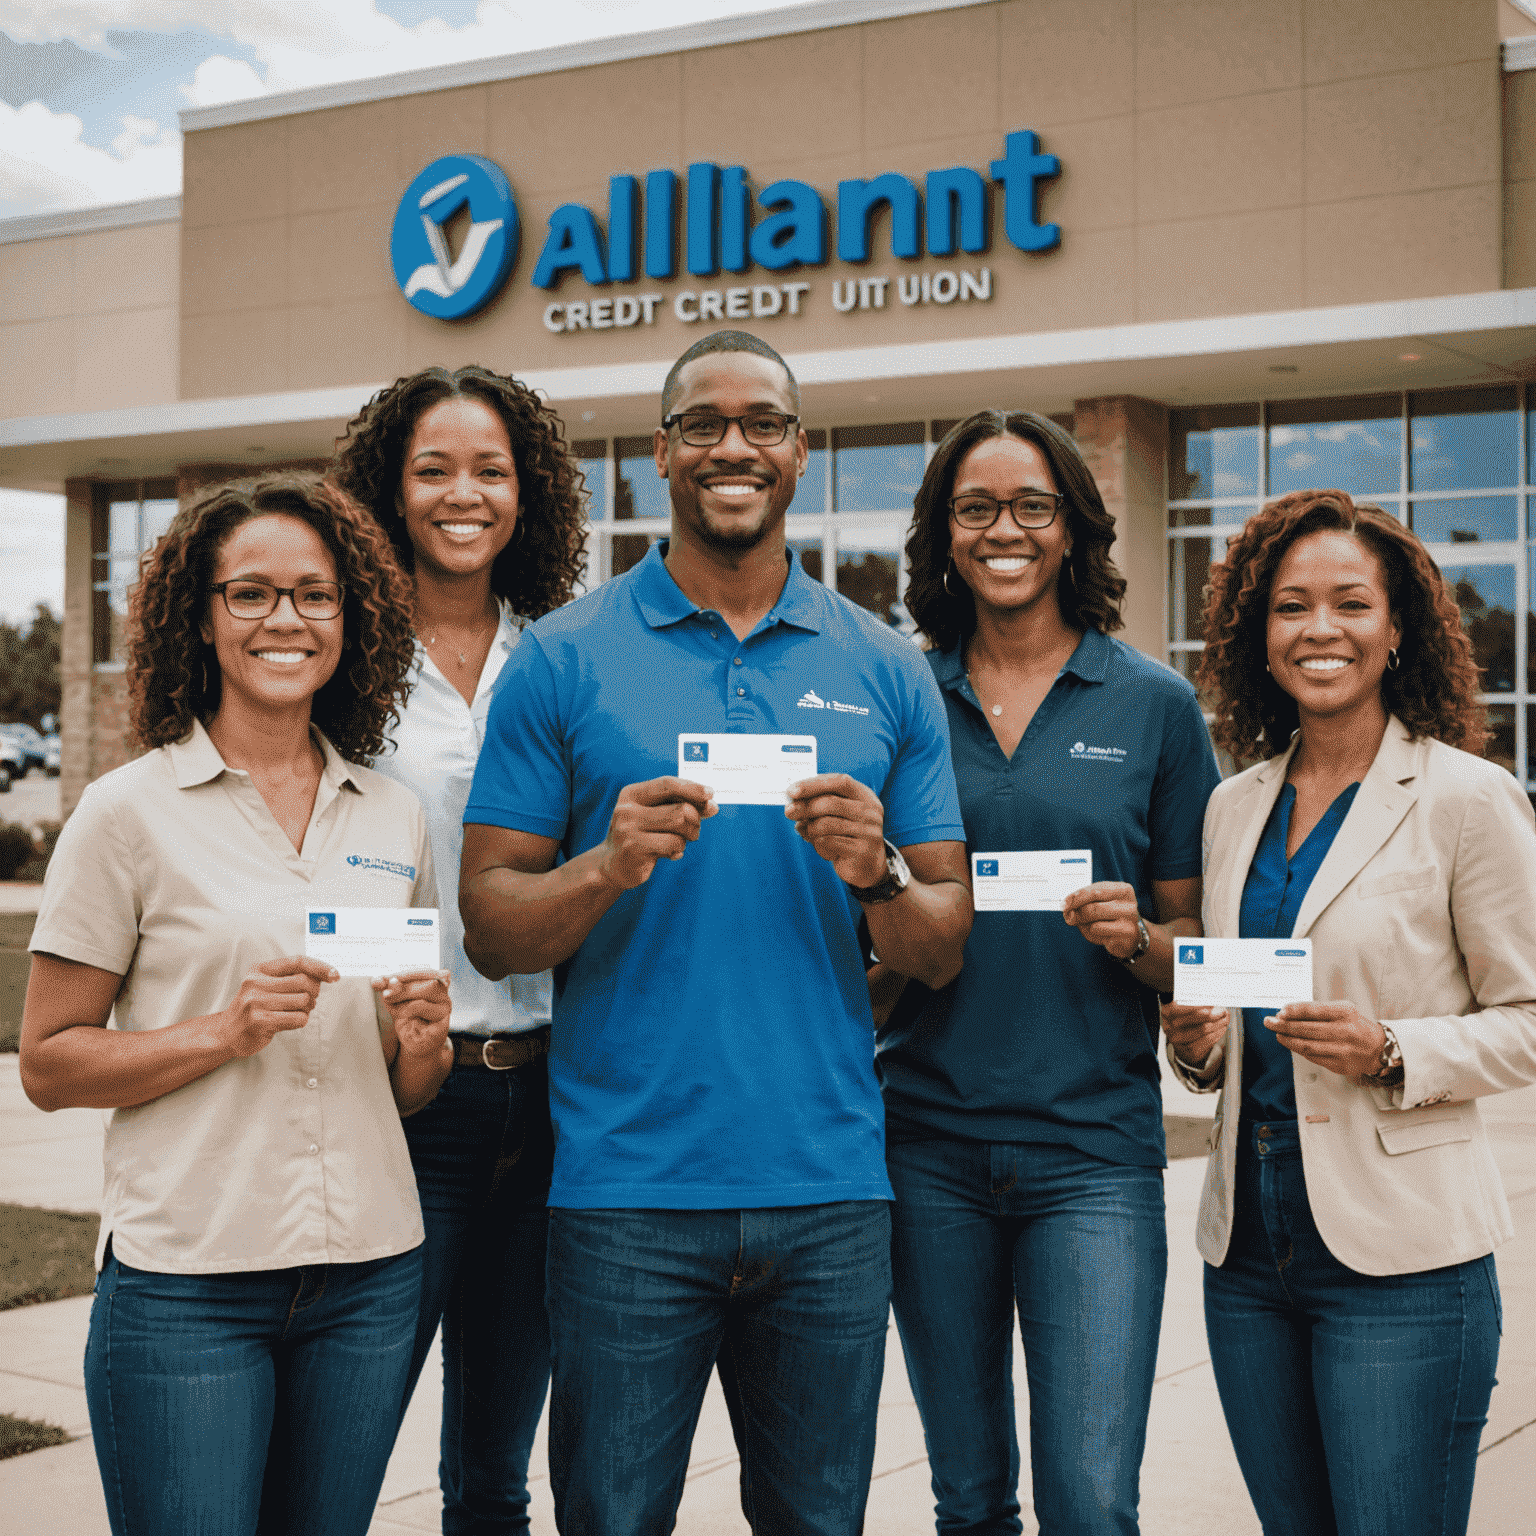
[944,558,959,597]
[1386,647,1400,671]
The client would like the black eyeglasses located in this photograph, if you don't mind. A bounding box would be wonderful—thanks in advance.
[661,411,800,447]
[210,581,345,620]
[948,491,1065,531]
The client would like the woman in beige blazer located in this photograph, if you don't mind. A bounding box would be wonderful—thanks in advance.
[1162,489,1536,1536]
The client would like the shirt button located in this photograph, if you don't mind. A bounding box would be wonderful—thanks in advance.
[736,687,746,697]
[733,657,743,666]
[307,1078,318,1088]
[307,1144,318,1155]
[711,631,719,640]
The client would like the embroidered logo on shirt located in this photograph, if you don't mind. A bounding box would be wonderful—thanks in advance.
[345,855,417,880]
[797,691,827,708]
[1069,741,1126,762]
[797,688,869,716]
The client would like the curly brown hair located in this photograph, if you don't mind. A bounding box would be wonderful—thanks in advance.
[127,474,417,763]
[330,365,587,617]
[904,410,1126,653]
[1198,489,1486,760]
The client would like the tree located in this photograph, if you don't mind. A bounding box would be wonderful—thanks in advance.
[0,605,61,729]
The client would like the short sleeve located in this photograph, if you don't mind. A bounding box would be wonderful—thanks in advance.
[1149,687,1222,882]
[29,785,140,975]
[881,660,966,849]
[464,632,571,840]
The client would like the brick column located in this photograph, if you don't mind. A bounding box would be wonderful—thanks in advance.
[59,479,94,819]
[1071,396,1168,663]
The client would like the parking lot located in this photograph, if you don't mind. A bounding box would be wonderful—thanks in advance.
[0,769,60,828]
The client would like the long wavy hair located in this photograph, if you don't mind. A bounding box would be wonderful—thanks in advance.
[1198,489,1486,760]
[128,474,417,763]
[905,410,1126,653]
[330,365,587,618]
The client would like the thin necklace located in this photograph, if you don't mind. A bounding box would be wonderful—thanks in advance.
[423,612,497,667]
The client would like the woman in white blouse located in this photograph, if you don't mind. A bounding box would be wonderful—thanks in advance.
[331,366,587,1531]
[20,475,452,1536]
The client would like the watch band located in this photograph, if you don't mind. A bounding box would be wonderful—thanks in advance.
[846,839,910,905]
[1118,914,1151,967]
[1363,1023,1405,1088]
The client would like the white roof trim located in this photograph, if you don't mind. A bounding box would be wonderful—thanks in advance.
[179,0,992,132]
[0,196,181,247]
[4,288,1531,453]
[1505,35,1536,72]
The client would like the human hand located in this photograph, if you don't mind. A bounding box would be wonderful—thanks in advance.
[219,956,338,1058]
[1160,1001,1229,1070]
[784,773,887,888]
[1062,882,1144,959]
[373,971,452,1060]
[1265,1001,1386,1079]
[597,778,719,892]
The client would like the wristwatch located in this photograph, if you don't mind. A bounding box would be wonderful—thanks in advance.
[1118,914,1152,968]
[1363,1024,1405,1088]
[846,840,911,906]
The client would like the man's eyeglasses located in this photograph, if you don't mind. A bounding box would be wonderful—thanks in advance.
[210,581,345,620]
[661,411,800,447]
[948,492,1065,532]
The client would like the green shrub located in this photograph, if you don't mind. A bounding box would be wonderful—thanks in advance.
[0,824,33,882]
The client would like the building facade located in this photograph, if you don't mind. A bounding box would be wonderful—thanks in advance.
[1,0,1533,813]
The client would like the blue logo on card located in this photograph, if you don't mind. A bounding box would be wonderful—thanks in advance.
[683,741,709,762]
[1179,944,1203,964]
[976,859,999,877]
[1276,948,1306,957]
[781,743,813,752]
[309,913,335,934]
[407,918,434,926]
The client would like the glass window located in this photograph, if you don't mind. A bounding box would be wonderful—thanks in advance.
[1410,387,1518,492]
[571,438,607,520]
[1527,703,1536,784]
[614,435,670,521]
[1484,704,1517,777]
[1267,395,1400,497]
[92,480,177,666]
[610,532,659,578]
[833,423,924,513]
[797,429,830,517]
[1440,563,1516,693]
[1168,536,1216,644]
[835,528,905,627]
[1409,497,1518,545]
[787,538,824,583]
[1170,405,1260,501]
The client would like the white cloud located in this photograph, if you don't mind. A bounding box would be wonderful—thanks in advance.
[0,490,65,627]
[180,54,267,107]
[0,99,181,213]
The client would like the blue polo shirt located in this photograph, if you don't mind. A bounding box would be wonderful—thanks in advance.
[465,542,965,1209]
[877,630,1220,1167]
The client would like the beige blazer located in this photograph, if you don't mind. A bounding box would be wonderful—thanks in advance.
[1174,718,1536,1276]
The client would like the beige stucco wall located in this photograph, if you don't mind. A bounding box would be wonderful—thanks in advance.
[0,220,179,422]
[1506,65,1536,287]
[177,0,1505,405]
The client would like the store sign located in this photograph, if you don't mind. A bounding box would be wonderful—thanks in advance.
[388,131,1059,325]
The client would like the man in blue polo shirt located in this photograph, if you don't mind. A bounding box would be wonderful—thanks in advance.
[460,330,970,1536]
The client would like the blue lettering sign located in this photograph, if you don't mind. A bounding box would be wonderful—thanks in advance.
[750,179,827,270]
[837,173,921,263]
[390,155,519,319]
[926,166,988,256]
[989,130,1061,253]
[531,204,609,289]
[645,169,677,279]
[607,175,638,282]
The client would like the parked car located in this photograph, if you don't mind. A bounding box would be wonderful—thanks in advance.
[0,723,46,774]
[0,735,21,793]
[43,733,60,776]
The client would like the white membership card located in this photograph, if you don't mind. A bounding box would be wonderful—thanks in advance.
[305,907,441,978]
[1174,938,1313,1010]
[972,850,1093,912]
[677,733,818,806]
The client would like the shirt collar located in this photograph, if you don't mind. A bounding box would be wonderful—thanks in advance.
[931,627,1113,688]
[169,717,364,793]
[632,539,823,635]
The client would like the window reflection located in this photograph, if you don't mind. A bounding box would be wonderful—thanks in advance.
[1267,396,1400,497]
[1440,564,1516,692]
[1410,387,1518,492]
[1409,497,1518,545]
[614,436,670,521]
[610,532,659,578]
[798,429,830,516]
[1484,705,1516,776]
[833,423,924,513]
[1170,405,1260,500]
[835,528,905,627]
[571,438,607,520]
[788,539,824,582]
[1168,537,1215,644]
[93,483,177,666]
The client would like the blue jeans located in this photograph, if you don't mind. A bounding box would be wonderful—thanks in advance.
[546,1201,892,1536]
[1205,1119,1502,1536]
[85,1241,422,1536]
[400,1054,554,1535]
[887,1136,1168,1535]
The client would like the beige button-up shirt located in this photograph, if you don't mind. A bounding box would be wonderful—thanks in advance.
[31,721,435,1275]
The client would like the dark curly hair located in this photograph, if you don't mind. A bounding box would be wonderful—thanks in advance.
[905,410,1126,653]
[1198,489,1486,760]
[127,474,417,764]
[330,365,586,618]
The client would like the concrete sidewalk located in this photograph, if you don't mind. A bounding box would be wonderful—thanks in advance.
[2,1044,1533,1535]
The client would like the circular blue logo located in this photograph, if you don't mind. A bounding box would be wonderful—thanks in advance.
[390,155,518,320]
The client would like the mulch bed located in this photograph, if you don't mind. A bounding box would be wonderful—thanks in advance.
[0,1204,99,1311]
[0,1414,70,1460]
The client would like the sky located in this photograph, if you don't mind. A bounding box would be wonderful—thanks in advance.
[0,0,824,624]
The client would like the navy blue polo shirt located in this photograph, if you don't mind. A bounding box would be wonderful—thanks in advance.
[465,542,964,1209]
[877,630,1220,1167]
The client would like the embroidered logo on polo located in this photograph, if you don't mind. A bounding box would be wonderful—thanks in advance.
[796,689,869,716]
[1069,741,1126,762]
[346,854,417,880]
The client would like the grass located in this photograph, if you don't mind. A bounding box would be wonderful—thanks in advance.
[0,1414,70,1460]
[0,1204,99,1311]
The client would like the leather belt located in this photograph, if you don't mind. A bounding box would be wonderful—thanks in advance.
[452,1028,550,1071]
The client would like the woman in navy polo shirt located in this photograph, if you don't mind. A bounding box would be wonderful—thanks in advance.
[876,410,1220,1534]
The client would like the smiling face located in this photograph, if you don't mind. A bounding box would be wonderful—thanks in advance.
[946,433,1071,622]
[399,395,520,580]
[1266,529,1401,728]
[200,514,344,719]
[653,352,807,556]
